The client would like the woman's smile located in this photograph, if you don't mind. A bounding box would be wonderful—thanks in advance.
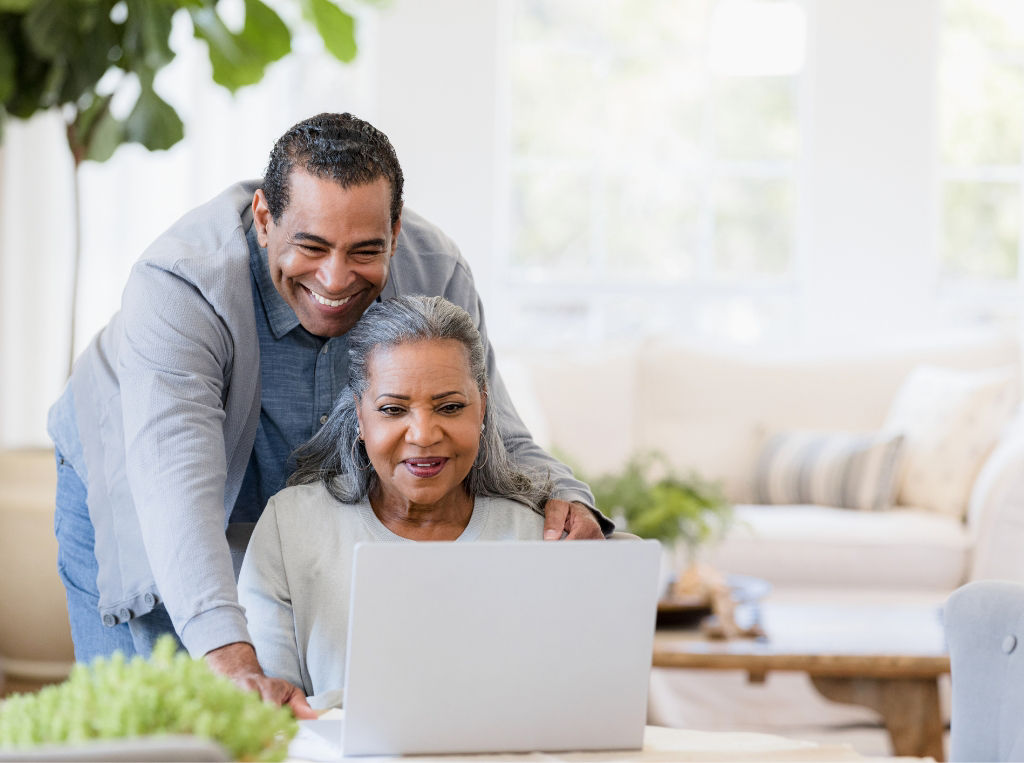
[402,456,449,478]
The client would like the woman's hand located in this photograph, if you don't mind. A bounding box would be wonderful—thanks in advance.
[205,642,317,719]
[542,499,605,540]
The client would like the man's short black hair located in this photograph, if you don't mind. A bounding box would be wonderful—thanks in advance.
[262,113,404,225]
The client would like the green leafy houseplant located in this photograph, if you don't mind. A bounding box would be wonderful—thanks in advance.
[0,0,369,374]
[585,452,733,559]
[0,636,298,761]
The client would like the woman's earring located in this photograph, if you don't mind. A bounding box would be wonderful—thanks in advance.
[352,432,372,471]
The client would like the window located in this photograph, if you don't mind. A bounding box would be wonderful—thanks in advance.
[498,0,805,345]
[939,0,1024,310]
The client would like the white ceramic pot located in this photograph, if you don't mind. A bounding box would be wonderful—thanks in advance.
[0,448,75,683]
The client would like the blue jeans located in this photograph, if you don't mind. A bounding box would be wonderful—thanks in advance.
[54,450,183,662]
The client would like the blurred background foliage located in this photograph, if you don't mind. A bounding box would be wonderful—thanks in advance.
[0,0,363,165]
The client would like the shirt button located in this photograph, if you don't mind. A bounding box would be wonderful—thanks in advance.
[320,414,328,425]
[102,614,117,627]
[119,608,132,621]
[144,593,156,607]
[321,345,329,355]
[1004,635,1018,654]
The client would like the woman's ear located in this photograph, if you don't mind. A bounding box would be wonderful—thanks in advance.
[354,394,365,439]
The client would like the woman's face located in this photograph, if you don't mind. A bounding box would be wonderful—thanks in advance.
[356,338,486,513]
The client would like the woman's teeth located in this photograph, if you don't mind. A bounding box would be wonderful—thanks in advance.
[310,290,351,307]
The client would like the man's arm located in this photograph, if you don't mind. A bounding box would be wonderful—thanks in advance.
[118,260,252,657]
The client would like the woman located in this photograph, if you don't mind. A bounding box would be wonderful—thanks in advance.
[237,295,549,706]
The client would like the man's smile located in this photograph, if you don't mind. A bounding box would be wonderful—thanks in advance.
[304,285,355,308]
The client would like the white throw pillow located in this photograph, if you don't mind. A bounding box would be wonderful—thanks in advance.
[884,365,1019,519]
[754,431,906,511]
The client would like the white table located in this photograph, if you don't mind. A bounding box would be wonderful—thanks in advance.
[288,710,867,762]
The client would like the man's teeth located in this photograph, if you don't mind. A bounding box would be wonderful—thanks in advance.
[310,290,351,307]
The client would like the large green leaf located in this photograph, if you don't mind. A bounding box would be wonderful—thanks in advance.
[305,0,356,63]
[189,5,267,92]
[23,0,76,59]
[59,14,121,104]
[123,81,183,151]
[123,0,176,72]
[23,0,118,105]
[241,0,290,62]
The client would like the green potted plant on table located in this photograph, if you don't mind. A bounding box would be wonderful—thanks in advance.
[584,452,734,601]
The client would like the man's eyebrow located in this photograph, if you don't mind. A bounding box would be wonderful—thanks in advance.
[290,232,333,247]
[351,238,388,250]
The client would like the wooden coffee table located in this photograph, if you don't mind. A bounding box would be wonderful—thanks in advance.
[652,593,950,760]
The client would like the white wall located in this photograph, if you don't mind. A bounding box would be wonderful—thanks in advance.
[371,0,501,302]
[800,0,939,338]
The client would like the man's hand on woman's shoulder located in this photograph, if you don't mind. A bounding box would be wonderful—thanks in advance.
[542,499,606,540]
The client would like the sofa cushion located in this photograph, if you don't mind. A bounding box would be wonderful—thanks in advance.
[754,430,905,511]
[884,365,1019,519]
[704,505,970,590]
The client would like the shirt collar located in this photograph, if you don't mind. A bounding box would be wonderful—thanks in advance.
[247,223,301,339]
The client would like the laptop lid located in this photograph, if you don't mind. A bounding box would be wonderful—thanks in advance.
[340,539,661,757]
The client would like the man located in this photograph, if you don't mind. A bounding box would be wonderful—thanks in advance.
[48,113,609,717]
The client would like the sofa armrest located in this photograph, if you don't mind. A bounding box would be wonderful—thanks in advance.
[966,418,1024,581]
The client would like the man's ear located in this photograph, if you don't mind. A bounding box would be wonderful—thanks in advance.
[252,190,272,247]
[390,207,403,256]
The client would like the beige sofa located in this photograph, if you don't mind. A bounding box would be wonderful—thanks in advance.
[503,328,1024,593]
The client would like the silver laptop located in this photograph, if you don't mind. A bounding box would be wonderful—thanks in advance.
[340,539,661,757]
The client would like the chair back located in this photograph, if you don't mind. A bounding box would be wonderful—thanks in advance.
[946,580,1024,761]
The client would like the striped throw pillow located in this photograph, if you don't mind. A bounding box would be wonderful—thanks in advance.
[754,431,906,511]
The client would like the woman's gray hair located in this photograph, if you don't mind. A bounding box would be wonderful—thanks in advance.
[288,295,551,512]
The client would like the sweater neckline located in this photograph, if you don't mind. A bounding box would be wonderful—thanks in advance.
[356,496,489,542]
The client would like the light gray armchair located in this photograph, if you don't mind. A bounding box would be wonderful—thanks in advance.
[946,580,1024,762]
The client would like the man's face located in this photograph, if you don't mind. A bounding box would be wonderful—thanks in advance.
[252,171,401,338]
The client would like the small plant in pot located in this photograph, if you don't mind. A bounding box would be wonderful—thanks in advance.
[583,452,734,602]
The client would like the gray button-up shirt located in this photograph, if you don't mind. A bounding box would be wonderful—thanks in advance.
[231,226,350,522]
